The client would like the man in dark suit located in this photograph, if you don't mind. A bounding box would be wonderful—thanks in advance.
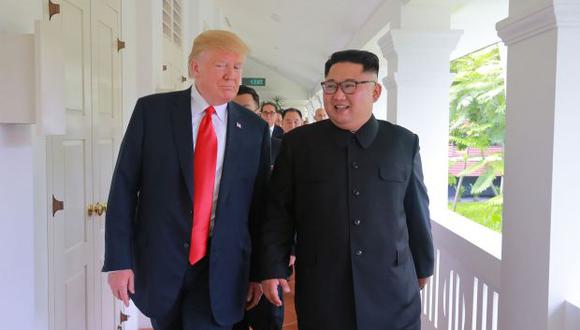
[260,102,284,139]
[261,50,434,330]
[233,85,261,115]
[231,86,285,330]
[103,30,270,330]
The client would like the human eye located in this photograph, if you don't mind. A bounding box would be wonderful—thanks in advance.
[342,81,357,88]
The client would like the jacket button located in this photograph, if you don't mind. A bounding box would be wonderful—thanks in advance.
[355,249,363,256]
[184,242,190,249]
[352,161,359,169]
[353,219,361,226]
[352,189,360,196]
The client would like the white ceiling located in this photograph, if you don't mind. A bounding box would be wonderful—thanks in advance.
[214,0,506,108]
[215,0,387,104]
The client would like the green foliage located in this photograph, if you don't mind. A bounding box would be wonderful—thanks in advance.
[270,95,286,110]
[450,45,505,150]
[449,44,506,231]
[449,202,502,232]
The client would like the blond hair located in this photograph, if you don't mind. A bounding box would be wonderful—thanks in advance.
[187,30,250,77]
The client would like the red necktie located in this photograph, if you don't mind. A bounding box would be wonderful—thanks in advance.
[190,106,217,265]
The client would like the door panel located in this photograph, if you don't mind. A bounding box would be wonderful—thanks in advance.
[92,0,123,329]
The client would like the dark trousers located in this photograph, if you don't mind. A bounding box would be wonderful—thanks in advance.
[232,286,284,330]
[151,257,231,330]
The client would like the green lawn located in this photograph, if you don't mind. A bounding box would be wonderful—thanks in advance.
[448,201,503,232]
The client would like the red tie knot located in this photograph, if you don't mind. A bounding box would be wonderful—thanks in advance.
[205,106,215,116]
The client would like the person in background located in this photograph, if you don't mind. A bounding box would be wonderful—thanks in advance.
[233,85,260,114]
[314,107,328,121]
[260,102,284,139]
[280,108,303,133]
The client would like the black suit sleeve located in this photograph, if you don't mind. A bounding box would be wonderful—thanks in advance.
[261,137,296,279]
[404,136,434,278]
[248,123,271,281]
[102,99,144,272]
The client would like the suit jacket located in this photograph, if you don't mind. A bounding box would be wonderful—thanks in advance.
[272,125,284,139]
[103,88,270,325]
[262,116,433,330]
[270,137,282,167]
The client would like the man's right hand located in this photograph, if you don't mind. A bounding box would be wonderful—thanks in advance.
[261,278,290,307]
[108,269,134,307]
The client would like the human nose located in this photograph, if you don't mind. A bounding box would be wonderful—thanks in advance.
[332,86,347,100]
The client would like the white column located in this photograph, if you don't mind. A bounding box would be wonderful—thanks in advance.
[497,1,580,329]
[377,1,461,217]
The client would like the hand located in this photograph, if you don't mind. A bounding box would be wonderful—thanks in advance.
[108,269,134,307]
[245,282,263,310]
[418,277,430,289]
[261,279,290,307]
[288,255,296,267]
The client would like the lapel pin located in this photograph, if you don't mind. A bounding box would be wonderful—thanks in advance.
[236,122,242,129]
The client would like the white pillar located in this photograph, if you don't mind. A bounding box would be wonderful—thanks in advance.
[377,1,461,217]
[497,1,580,329]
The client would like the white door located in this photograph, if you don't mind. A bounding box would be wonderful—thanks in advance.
[91,0,124,329]
[49,0,96,329]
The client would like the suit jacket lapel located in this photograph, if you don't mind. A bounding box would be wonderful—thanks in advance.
[171,88,194,201]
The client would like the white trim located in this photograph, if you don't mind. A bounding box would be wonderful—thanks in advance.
[378,29,463,59]
[383,72,454,89]
[497,2,580,46]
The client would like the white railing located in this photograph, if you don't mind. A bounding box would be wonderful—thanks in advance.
[421,211,502,330]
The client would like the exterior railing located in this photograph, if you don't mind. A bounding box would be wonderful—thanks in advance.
[421,212,501,330]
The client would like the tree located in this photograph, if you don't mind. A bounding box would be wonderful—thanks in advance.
[449,44,505,208]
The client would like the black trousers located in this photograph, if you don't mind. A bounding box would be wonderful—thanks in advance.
[232,286,284,330]
[151,257,231,330]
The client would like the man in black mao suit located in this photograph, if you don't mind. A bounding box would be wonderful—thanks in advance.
[103,30,270,330]
[261,50,434,330]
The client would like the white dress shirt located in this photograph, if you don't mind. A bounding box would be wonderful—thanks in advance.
[191,86,228,234]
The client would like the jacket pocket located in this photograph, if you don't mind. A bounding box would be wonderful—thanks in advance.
[379,166,406,183]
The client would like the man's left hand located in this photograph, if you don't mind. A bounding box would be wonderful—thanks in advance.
[245,282,263,310]
[418,277,430,289]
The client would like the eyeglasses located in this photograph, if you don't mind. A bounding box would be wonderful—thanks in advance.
[261,111,277,116]
[320,80,376,94]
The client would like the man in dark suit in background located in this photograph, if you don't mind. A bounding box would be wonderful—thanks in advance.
[261,50,434,330]
[232,86,285,330]
[103,30,270,330]
[234,85,261,115]
[260,102,284,139]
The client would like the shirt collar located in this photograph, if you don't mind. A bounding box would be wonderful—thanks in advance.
[190,84,227,122]
[329,115,379,149]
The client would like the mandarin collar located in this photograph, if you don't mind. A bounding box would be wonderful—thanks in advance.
[329,115,378,149]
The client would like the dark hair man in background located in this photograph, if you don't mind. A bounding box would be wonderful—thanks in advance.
[234,85,260,114]
[260,102,284,139]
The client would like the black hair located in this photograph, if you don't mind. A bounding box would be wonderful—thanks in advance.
[282,108,303,119]
[324,49,379,77]
[260,101,278,112]
[237,85,260,106]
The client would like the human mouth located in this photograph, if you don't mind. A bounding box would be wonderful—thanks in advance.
[334,104,350,111]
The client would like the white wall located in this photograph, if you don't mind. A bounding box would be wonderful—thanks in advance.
[0,126,37,330]
[0,2,43,330]
[450,0,508,59]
